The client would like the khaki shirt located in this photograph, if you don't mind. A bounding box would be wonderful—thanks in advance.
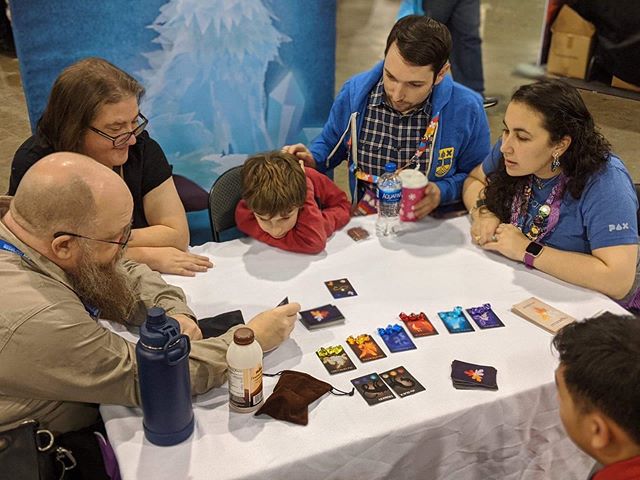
[0,197,236,434]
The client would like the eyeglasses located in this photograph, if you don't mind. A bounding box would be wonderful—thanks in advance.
[53,223,133,250]
[89,113,148,148]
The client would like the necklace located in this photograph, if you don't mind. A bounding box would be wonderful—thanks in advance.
[510,174,567,241]
[532,174,560,190]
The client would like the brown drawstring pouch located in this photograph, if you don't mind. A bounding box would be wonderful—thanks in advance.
[255,370,354,425]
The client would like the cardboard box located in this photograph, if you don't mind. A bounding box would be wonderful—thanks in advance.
[547,5,595,80]
[611,76,640,93]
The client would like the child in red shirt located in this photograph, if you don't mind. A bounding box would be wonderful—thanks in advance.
[235,151,350,254]
[553,313,640,480]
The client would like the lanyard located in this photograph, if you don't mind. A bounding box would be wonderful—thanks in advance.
[0,238,28,258]
[0,239,101,319]
[354,112,440,185]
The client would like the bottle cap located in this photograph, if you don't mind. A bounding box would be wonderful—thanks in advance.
[384,162,397,173]
[233,327,255,346]
[140,307,180,348]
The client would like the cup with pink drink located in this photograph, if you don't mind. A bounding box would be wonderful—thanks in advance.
[398,169,428,222]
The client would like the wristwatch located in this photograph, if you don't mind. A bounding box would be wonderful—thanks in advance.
[523,241,544,269]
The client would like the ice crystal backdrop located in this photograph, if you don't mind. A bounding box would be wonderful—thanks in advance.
[10,0,336,189]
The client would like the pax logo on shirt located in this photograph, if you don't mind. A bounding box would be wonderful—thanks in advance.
[608,223,630,232]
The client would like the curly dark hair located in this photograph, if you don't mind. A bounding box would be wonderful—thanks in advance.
[484,80,611,222]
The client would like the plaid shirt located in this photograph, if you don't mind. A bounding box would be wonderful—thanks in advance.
[357,77,432,179]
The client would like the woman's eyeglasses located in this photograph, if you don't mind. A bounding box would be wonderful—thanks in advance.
[89,113,148,148]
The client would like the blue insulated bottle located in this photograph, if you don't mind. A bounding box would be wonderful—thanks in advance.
[135,307,194,446]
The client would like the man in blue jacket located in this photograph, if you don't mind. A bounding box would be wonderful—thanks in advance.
[284,15,490,219]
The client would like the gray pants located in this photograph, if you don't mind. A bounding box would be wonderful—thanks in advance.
[423,0,485,94]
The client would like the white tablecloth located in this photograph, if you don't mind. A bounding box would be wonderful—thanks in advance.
[101,215,625,480]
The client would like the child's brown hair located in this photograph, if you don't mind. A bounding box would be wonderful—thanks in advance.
[241,151,307,217]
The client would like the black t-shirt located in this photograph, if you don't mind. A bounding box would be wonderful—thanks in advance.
[8,130,173,228]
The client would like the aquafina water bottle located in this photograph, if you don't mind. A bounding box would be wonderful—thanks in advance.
[376,162,402,237]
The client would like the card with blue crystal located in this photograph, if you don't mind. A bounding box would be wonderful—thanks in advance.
[377,324,417,353]
[437,307,475,334]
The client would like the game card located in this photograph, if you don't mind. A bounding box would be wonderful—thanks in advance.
[512,297,575,333]
[438,307,475,334]
[465,303,504,329]
[324,278,358,299]
[399,312,439,337]
[299,304,345,330]
[351,373,395,405]
[380,366,425,398]
[346,334,387,362]
[277,297,289,307]
[316,345,357,375]
[377,324,417,353]
[451,360,498,390]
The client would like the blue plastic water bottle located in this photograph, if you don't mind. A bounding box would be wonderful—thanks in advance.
[135,307,194,446]
[376,162,402,237]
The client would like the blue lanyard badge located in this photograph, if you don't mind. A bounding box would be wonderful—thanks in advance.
[0,239,27,258]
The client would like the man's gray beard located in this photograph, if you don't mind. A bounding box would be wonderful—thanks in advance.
[67,246,138,323]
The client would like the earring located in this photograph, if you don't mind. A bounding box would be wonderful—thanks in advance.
[551,152,561,172]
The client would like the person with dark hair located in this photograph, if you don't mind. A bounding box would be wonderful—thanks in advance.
[463,80,639,307]
[8,57,213,276]
[552,313,640,479]
[284,15,490,219]
[235,151,350,254]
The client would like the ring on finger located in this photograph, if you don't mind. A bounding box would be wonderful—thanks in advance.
[491,234,498,242]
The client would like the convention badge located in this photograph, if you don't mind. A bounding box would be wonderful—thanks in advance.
[352,187,378,216]
[316,345,357,375]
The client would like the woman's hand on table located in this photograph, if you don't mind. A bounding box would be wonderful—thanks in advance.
[481,223,529,262]
[137,246,214,277]
[470,209,501,246]
[248,303,301,352]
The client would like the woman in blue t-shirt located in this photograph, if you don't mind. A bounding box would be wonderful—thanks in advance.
[462,80,639,308]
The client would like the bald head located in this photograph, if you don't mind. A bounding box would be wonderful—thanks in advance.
[11,152,132,236]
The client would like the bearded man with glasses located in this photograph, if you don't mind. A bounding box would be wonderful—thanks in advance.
[0,152,301,477]
[8,57,212,277]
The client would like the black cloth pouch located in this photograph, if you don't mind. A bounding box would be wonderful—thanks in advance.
[199,310,245,338]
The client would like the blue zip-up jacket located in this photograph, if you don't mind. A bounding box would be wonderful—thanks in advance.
[310,61,491,205]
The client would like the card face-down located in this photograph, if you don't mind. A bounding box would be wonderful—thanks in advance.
[438,307,475,334]
[380,366,425,397]
[351,373,395,405]
[316,345,357,375]
[346,334,387,362]
[512,297,575,333]
[450,360,498,390]
[299,304,345,330]
[324,278,358,299]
